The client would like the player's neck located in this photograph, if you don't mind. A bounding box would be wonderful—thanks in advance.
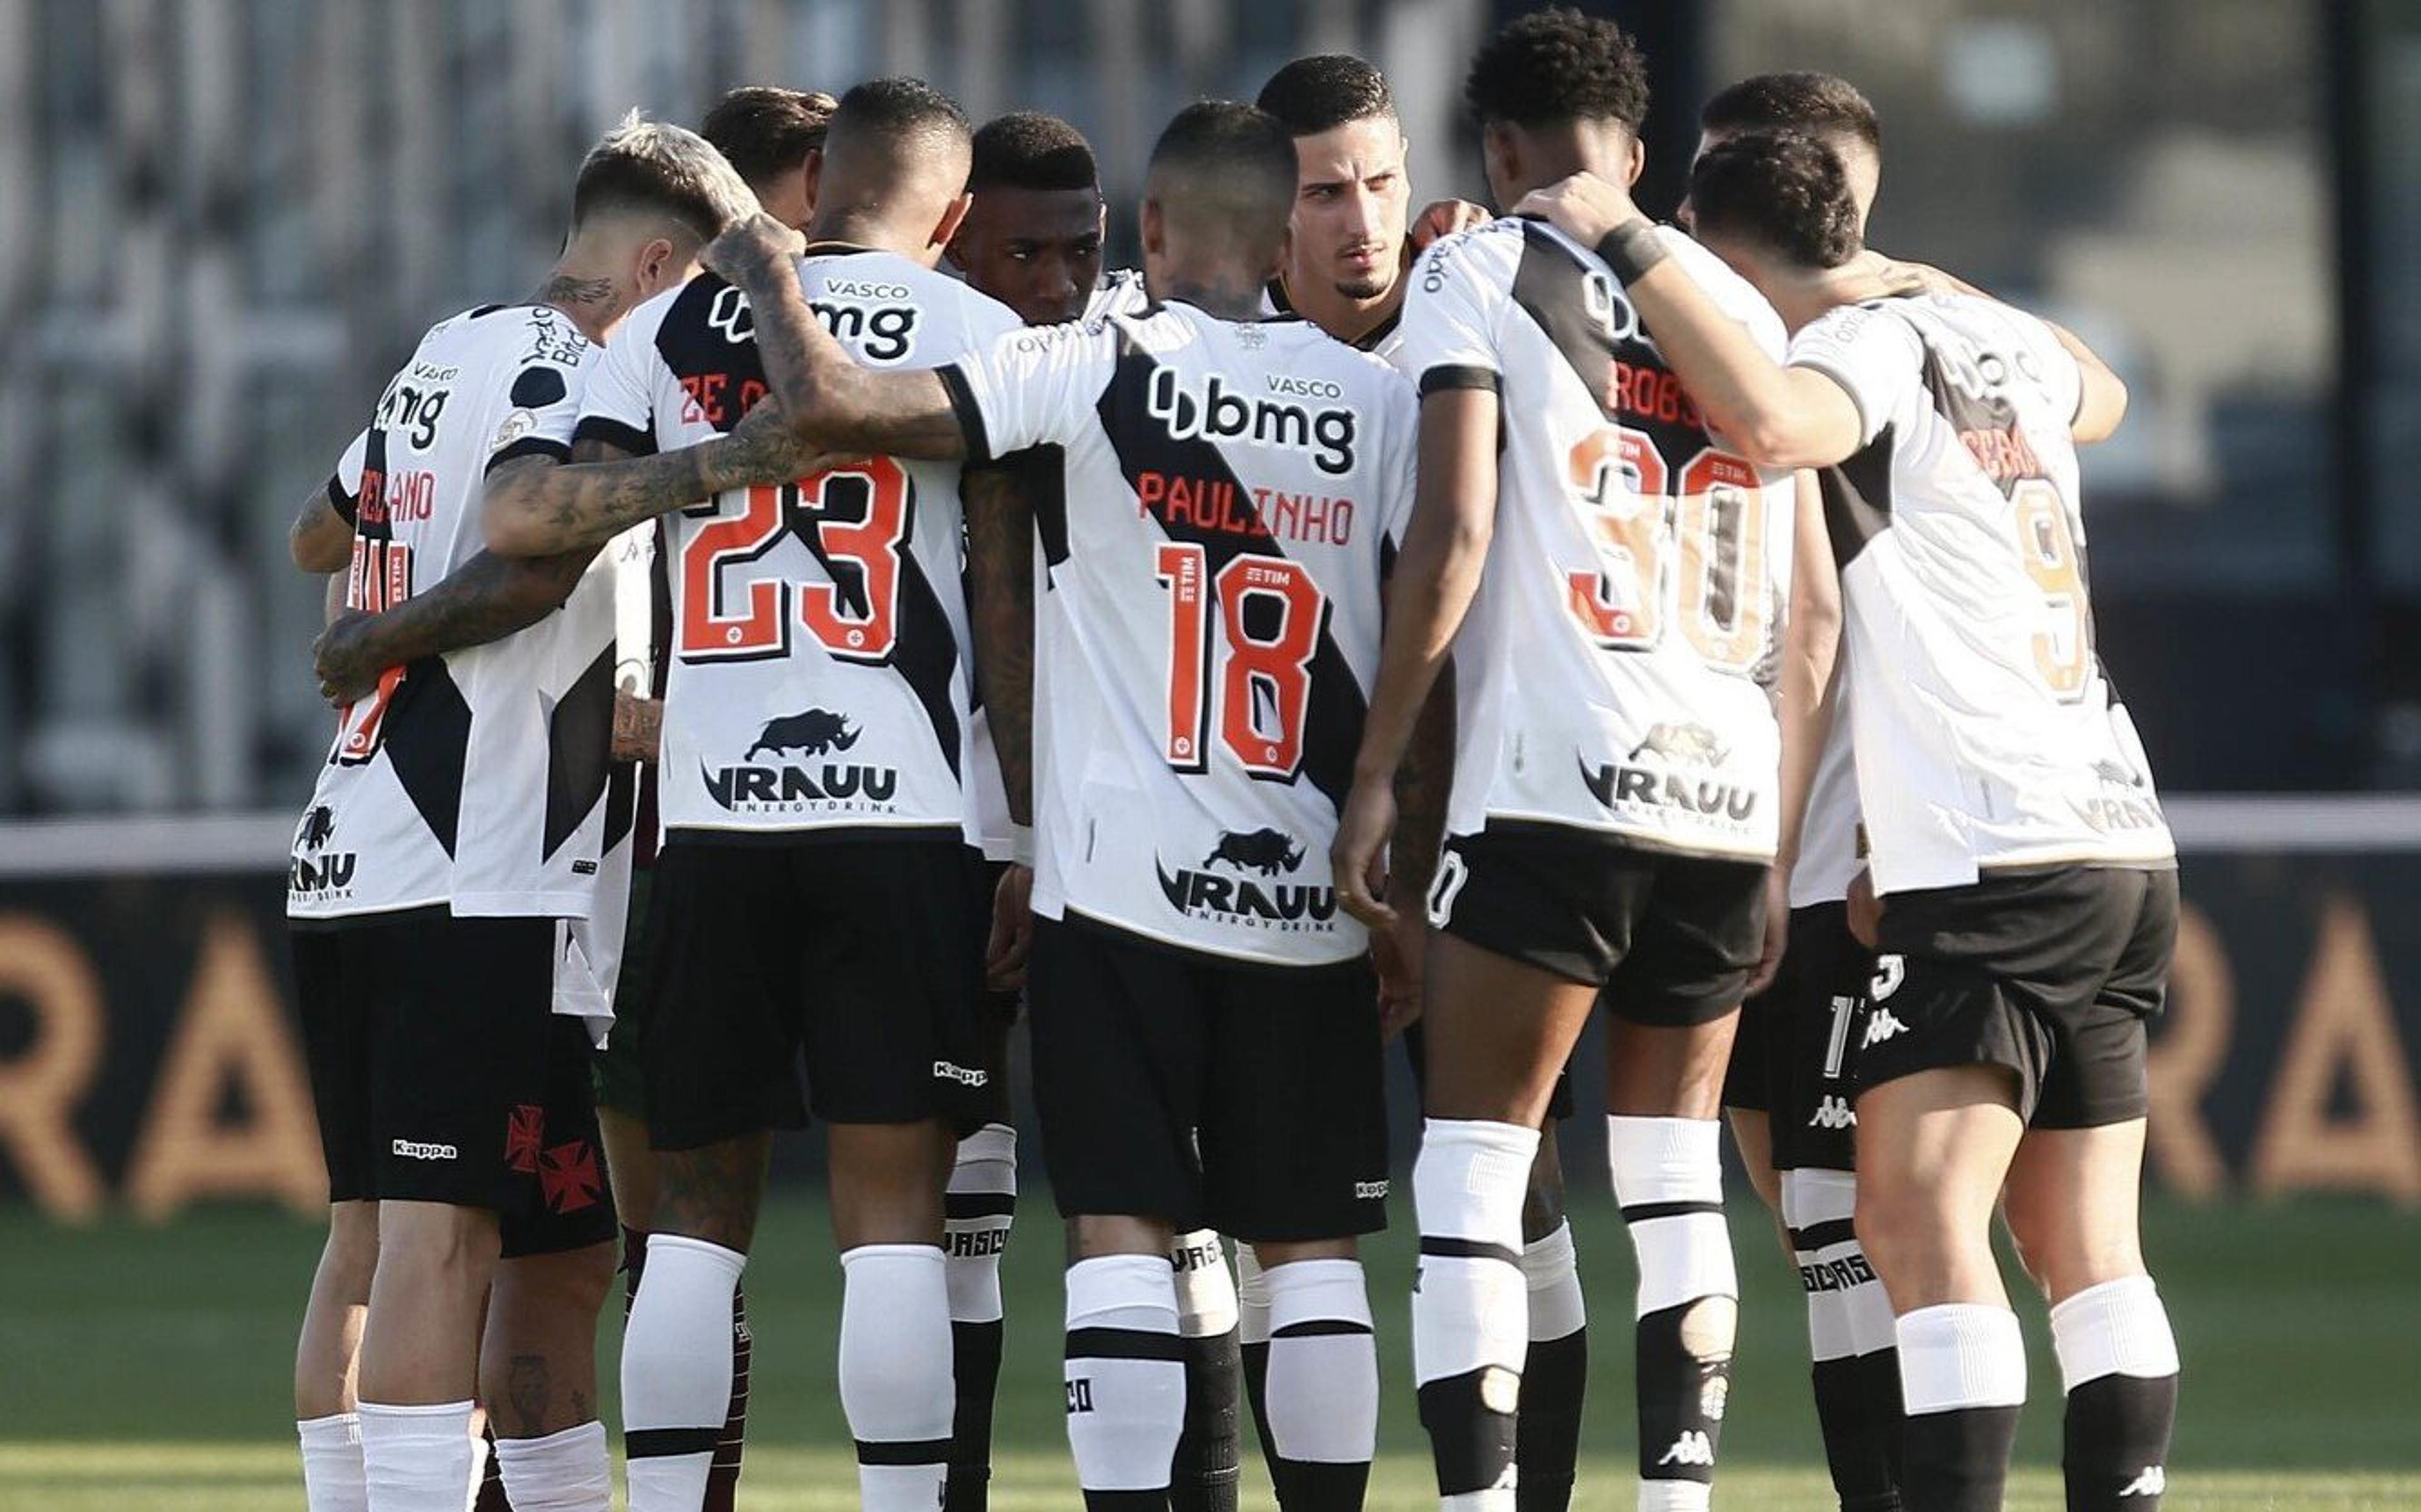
[804,204,939,267]
[1154,263,1269,323]
[534,255,629,345]
[1280,263,1401,347]
[1764,260,1903,333]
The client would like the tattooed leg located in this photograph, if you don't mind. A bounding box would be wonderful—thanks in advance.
[482,1240,617,1437]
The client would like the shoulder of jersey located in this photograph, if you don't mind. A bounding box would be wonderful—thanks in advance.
[1408,216,1524,286]
[505,302,597,366]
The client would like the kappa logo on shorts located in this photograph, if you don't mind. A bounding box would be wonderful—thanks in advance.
[932,1060,991,1088]
[1862,1008,1910,1048]
[1807,1095,1856,1130]
[2117,1467,2166,1498]
[391,1138,458,1161]
[1869,954,1907,1001]
[1657,1431,1716,1467]
[1354,1179,1390,1201]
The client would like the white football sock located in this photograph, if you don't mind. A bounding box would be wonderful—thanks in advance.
[1263,1257,1378,1465]
[493,1420,609,1512]
[297,1411,366,1512]
[356,1399,476,1512]
[1171,1228,1238,1339]
[1521,1220,1588,1343]
[946,1124,1017,1327]
[622,1234,745,1511]
[1898,1303,2028,1414]
[1064,1253,1185,1494]
[840,1244,956,1511]
[1412,1117,1539,1512]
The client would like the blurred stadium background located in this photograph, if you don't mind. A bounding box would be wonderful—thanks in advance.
[1,0,2417,1508]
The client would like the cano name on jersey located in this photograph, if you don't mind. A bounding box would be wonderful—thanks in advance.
[1391,219,1797,861]
[290,304,615,923]
[941,301,1419,967]
[575,251,1021,843]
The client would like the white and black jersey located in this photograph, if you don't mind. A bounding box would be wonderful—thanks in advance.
[1391,219,1797,860]
[1789,292,2174,895]
[942,301,1420,967]
[289,304,616,924]
[1791,677,1863,909]
[574,250,1021,845]
[1088,267,1151,321]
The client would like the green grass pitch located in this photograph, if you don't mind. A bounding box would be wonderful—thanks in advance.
[4,1194,2417,1509]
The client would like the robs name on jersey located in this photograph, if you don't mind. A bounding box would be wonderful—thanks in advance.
[1144,367,1357,475]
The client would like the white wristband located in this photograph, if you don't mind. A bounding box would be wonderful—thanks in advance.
[1009,824,1036,869]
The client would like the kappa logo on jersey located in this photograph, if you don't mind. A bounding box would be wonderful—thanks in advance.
[1808,1095,1856,1130]
[703,708,900,817]
[1577,717,1760,827]
[1156,826,1339,935]
[1657,1431,1716,1467]
[1862,1008,1911,1048]
[289,805,358,897]
[1144,366,1358,475]
[1202,826,1307,876]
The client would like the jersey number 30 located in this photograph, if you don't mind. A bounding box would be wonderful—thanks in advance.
[675,459,911,664]
[1565,425,1769,672]
[1154,546,1327,780]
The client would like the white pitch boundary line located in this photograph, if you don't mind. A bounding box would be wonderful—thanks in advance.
[0,796,2417,879]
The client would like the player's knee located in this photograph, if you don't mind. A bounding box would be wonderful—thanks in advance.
[323,1201,382,1285]
[2001,1200,2144,1304]
[377,1201,501,1279]
[513,1238,618,1320]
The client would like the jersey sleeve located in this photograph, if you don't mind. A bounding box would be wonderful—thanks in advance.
[938,319,1118,463]
[2019,313,2086,427]
[325,428,369,524]
[487,328,597,474]
[1376,377,1422,552]
[571,309,665,456]
[1786,304,1925,449]
[1392,230,1505,397]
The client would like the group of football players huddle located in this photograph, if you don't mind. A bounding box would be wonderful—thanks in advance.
[282,9,2181,1512]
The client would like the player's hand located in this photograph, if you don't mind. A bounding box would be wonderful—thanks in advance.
[1744,868,1791,996]
[1511,171,1640,248]
[1867,253,1977,299]
[1330,777,1398,928]
[1845,868,1883,950]
[719,398,846,485]
[1374,904,1427,1040]
[311,610,387,707]
[1410,199,1490,252]
[612,690,662,764]
[701,211,806,286]
[986,863,1035,993]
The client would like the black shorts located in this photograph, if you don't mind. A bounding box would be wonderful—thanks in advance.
[1430,824,1768,1024]
[641,833,992,1149]
[1403,1018,1574,1122]
[1725,903,1874,1171]
[588,867,656,1119]
[296,909,613,1249]
[1028,915,1388,1244]
[1859,866,2178,1129]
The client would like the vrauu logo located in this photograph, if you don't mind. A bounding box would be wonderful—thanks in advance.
[289,804,357,895]
[1156,827,1338,932]
[1577,722,1757,825]
[1144,367,1358,476]
[703,708,899,815]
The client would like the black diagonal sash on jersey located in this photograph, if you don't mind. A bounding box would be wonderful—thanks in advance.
[1093,333,1367,812]
[1820,432,1896,570]
[1509,221,1712,459]
[383,661,473,858]
[544,644,616,858]
[656,274,962,779]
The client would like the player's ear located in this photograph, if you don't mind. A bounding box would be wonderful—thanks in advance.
[1623,134,1646,189]
[931,191,973,254]
[634,235,679,297]
[801,149,825,218]
[1140,197,1167,261]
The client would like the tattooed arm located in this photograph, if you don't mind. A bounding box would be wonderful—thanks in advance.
[704,212,971,462]
[963,459,1036,828]
[481,417,803,558]
[291,485,354,573]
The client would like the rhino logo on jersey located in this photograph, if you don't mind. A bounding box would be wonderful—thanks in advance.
[1630,723,1729,768]
[1204,828,1306,876]
[296,805,337,852]
[746,708,861,761]
[2093,758,2146,789]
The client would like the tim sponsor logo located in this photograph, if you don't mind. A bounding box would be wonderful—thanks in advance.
[1145,367,1357,475]
[702,708,900,816]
